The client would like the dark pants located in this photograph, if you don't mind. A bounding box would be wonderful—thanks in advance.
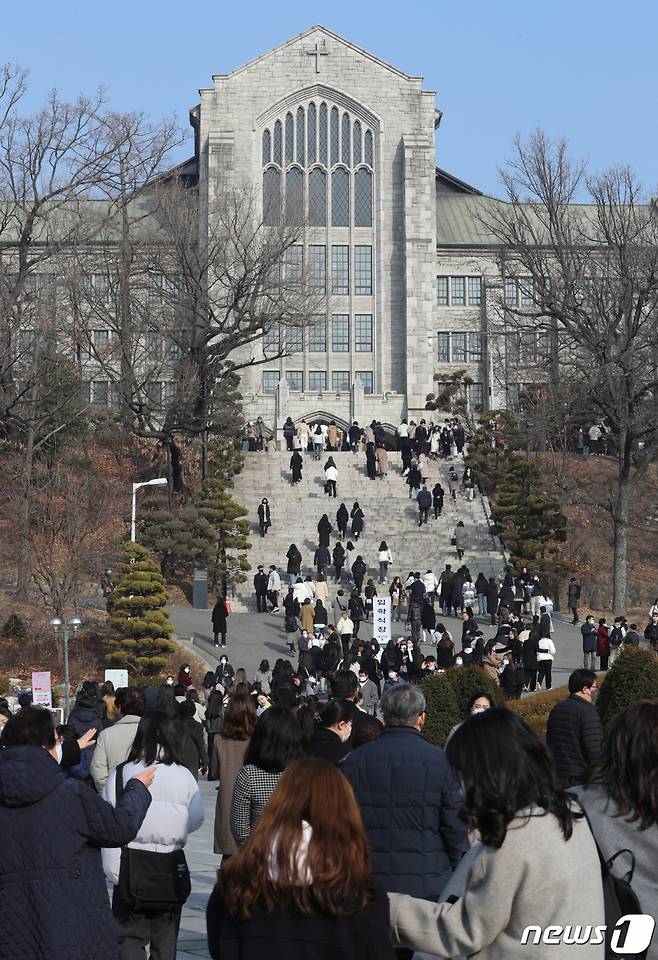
[213,630,226,647]
[570,605,579,624]
[116,906,182,960]
[434,503,443,518]
[259,522,269,538]
[285,436,294,451]
[418,507,429,525]
[537,660,552,689]
[255,592,267,613]
[525,668,537,691]
[267,590,279,610]
[353,619,361,636]
[326,480,337,497]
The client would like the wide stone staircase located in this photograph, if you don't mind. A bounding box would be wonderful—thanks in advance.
[229,450,507,611]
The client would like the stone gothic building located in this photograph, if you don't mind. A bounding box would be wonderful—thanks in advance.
[188,25,518,435]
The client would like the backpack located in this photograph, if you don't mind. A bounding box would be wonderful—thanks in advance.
[580,806,650,960]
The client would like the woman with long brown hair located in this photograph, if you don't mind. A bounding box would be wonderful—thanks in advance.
[207,757,396,959]
[212,693,257,859]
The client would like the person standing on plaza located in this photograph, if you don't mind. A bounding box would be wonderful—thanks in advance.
[336,502,349,540]
[324,456,338,497]
[567,576,582,624]
[213,694,257,859]
[211,596,229,647]
[596,618,610,671]
[253,565,268,614]
[0,707,154,960]
[257,498,271,538]
[266,565,281,613]
[289,449,303,485]
[389,576,404,622]
[643,610,658,650]
[342,685,466,935]
[581,614,597,669]
[546,668,603,787]
[536,634,556,691]
[378,540,393,584]
[91,688,146,793]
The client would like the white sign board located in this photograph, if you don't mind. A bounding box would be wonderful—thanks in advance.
[372,596,391,646]
[32,671,52,708]
[105,669,129,690]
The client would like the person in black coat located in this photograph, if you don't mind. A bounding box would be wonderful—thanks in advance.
[285,544,302,584]
[406,463,422,498]
[365,444,377,480]
[336,502,349,540]
[211,597,229,647]
[306,700,355,766]
[177,700,209,779]
[0,707,152,960]
[350,502,364,540]
[282,416,296,451]
[257,498,271,537]
[417,486,432,526]
[522,626,539,692]
[546,669,603,786]
[313,544,330,576]
[349,591,366,636]
[289,450,303,485]
[485,577,499,625]
[332,541,345,583]
[342,684,466,902]
[317,514,333,548]
[420,599,436,634]
[432,482,444,519]
[253,565,268,613]
[351,557,367,594]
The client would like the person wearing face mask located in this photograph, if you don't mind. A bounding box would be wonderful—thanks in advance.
[358,670,379,716]
[178,663,193,688]
[546,669,603,787]
[307,699,356,766]
[0,707,154,960]
[446,692,492,744]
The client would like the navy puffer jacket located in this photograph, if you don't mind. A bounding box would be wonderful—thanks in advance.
[342,727,466,899]
[0,745,151,960]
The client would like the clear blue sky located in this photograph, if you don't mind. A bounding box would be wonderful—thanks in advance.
[3,0,657,197]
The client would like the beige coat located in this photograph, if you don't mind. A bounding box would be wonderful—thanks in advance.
[482,652,501,684]
[90,714,141,792]
[300,602,315,633]
[213,735,250,855]
[390,807,604,959]
[313,579,329,603]
[376,446,388,474]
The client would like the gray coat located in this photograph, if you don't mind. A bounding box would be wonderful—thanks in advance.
[454,525,467,550]
[574,784,658,960]
[359,678,378,715]
[389,806,604,959]
[90,714,142,792]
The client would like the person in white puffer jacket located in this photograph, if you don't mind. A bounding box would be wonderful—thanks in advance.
[102,711,204,958]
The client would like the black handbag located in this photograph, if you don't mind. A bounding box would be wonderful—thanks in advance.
[112,764,191,914]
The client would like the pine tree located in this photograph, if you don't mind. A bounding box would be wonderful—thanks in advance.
[197,479,251,594]
[140,502,216,579]
[106,541,175,676]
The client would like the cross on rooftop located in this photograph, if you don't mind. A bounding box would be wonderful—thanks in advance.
[307,41,329,74]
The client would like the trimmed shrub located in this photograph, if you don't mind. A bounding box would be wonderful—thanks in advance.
[0,674,10,696]
[508,685,569,739]
[596,647,658,725]
[1,614,28,642]
[420,672,460,748]
[444,667,504,715]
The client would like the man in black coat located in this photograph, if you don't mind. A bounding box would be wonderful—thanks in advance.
[546,669,603,787]
[416,485,432,526]
[522,629,539,692]
[313,544,331,576]
[342,684,466,903]
[539,605,552,639]
[643,612,658,650]
[253,565,268,613]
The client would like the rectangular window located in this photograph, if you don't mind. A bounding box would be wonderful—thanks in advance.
[146,332,163,361]
[437,332,450,362]
[468,382,484,412]
[308,317,326,352]
[356,370,374,394]
[331,370,351,393]
[286,370,303,391]
[163,381,177,403]
[504,278,518,306]
[92,273,109,302]
[331,245,349,295]
[354,314,373,352]
[354,245,372,295]
[285,245,303,282]
[451,277,466,306]
[519,329,538,363]
[452,332,467,362]
[331,314,349,352]
[92,329,109,350]
[79,381,91,405]
[146,381,162,407]
[308,245,326,293]
[506,331,520,363]
[308,370,327,391]
[263,322,280,354]
[467,276,482,306]
[507,383,520,408]
[437,276,449,306]
[468,333,483,362]
[519,278,534,306]
[285,325,303,353]
[262,371,280,394]
[91,381,109,407]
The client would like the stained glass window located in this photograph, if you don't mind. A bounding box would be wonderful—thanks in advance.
[353,120,362,164]
[296,106,305,166]
[273,120,282,165]
[331,168,350,227]
[263,168,281,226]
[330,107,339,165]
[308,168,327,226]
[319,103,328,164]
[364,129,373,166]
[341,113,351,166]
[307,102,316,164]
[262,129,271,166]
[285,113,294,165]
[354,169,373,227]
[285,168,303,225]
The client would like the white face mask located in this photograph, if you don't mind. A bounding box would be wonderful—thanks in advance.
[471,706,488,715]
[359,676,368,684]
[184,668,190,674]
[455,657,463,667]
[388,672,397,681]
[340,724,352,743]
[55,743,63,763]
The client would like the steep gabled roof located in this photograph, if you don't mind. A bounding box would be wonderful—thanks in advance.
[435,168,483,196]
[211,25,426,84]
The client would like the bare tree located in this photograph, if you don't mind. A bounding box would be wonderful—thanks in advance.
[484,131,658,608]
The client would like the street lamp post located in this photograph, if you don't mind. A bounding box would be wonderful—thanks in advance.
[49,616,82,718]
[131,478,168,542]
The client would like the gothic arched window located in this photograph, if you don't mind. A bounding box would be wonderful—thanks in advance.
[285,167,304,225]
[273,120,282,165]
[263,167,281,226]
[354,168,373,227]
[353,120,362,165]
[285,112,294,165]
[319,102,328,165]
[262,129,271,166]
[308,167,327,226]
[341,113,351,166]
[364,129,373,167]
[296,106,305,166]
[330,107,339,166]
[331,168,350,227]
[307,102,316,164]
